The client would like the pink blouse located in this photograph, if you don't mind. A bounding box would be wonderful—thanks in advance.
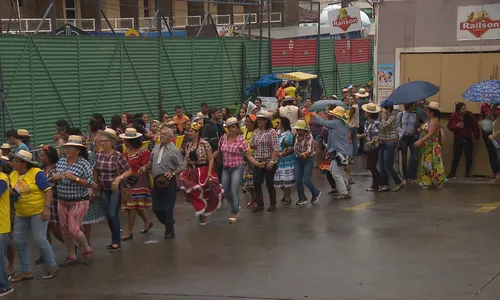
[218,134,248,168]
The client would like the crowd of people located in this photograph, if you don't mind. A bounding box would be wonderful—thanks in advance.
[0,83,499,298]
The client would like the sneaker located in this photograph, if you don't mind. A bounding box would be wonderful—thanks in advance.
[328,190,337,195]
[379,186,390,192]
[311,192,322,204]
[447,173,456,179]
[296,198,308,206]
[0,287,14,297]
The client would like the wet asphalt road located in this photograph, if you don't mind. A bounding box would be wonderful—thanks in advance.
[7,161,500,300]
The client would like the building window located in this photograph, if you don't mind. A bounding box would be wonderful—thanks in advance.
[144,0,150,18]
[66,0,76,19]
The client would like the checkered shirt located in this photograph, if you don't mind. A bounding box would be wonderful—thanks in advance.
[219,134,248,168]
[95,151,131,190]
[294,132,315,157]
[379,112,398,141]
[251,128,279,162]
[55,157,93,201]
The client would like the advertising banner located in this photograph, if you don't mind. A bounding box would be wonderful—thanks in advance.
[327,7,362,35]
[377,64,394,102]
[457,4,500,41]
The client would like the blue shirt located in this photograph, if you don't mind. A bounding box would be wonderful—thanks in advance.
[14,143,29,154]
[397,111,418,136]
[0,180,7,196]
[55,157,93,201]
[315,116,351,157]
[34,172,51,191]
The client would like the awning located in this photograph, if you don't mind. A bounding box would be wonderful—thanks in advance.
[244,73,282,96]
[276,72,318,81]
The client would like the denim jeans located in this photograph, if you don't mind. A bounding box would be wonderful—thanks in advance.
[221,165,243,214]
[152,180,177,234]
[378,141,402,186]
[483,130,498,174]
[399,135,418,180]
[295,157,320,200]
[450,136,474,175]
[349,127,358,157]
[100,190,121,245]
[14,214,56,273]
[0,233,11,290]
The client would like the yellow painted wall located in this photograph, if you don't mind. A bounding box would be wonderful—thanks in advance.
[233,5,244,15]
[173,0,187,17]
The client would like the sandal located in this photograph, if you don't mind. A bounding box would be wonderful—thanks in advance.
[121,234,133,241]
[10,275,33,283]
[140,222,154,234]
[43,268,59,280]
[107,244,121,252]
[334,194,351,200]
[60,256,79,267]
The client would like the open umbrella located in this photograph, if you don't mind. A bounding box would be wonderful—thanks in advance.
[308,100,349,112]
[462,80,500,104]
[386,81,440,105]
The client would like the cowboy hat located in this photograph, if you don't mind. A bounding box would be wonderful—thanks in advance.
[0,150,8,161]
[293,120,309,131]
[256,111,273,120]
[423,101,442,111]
[98,128,121,141]
[17,129,31,137]
[14,150,37,165]
[329,107,349,122]
[119,128,143,139]
[361,103,381,114]
[355,88,370,98]
[0,143,10,150]
[154,174,172,188]
[64,135,87,147]
[224,117,239,127]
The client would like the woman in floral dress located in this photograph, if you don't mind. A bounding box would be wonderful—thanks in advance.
[414,102,447,189]
[274,117,296,204]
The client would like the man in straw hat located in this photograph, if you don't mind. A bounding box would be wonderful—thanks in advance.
[140,127,185,239]
[355,88,371,155]
[311,106,352,199]
[274,96,303,134]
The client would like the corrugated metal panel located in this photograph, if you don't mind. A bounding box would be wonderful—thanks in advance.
[0,35,33,139]
[161,38,194,114]
[80,37,122,127]
[337,64,352,93]
[351,62,371,87]
[272,66,293,74]
[221,39,244,107]
[271,39,293,67]
[319,39,335,97]
[334,40,351,64]
[351,39,370,63]
[244,39,270,89]
[122,38,159,119]
[32,37,79,143]
[193,39,224,109]
[293,40,316,67]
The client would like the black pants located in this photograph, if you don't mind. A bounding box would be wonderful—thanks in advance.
[450,136,474,176]
[482,130,498,175]
[253,165,276,208]
[152,180,177,234]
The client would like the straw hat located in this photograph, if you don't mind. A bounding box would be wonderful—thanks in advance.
[14,150,37,165]
[329,106,349,122]
[256,111,273,120]
[191,122,201,131]
[283,96,295,102]
[0,150,8,161]
[166,121,176,127]
[1,143,10,150]
[293,120,309,131]
[196,112,207,119]
[332,95,338,100]
[361,103,381,114]
[119,128,143,139]
[423,101,442,111]
[98,128,121,141]
[64,135,87,147]
[342,88,349,93]
[355,88,370,98]
[224,117,239,127]
[17,129,31,137]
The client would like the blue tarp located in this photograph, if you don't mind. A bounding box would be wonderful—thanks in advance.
[244,73,282,96]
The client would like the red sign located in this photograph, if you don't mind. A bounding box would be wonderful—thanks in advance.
[460,17,500,38]
[333,16,359,32]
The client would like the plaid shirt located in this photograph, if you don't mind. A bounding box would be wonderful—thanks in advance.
[219,134,248,168]
[447,112,480,139]
[95,151,131,190]
[55,157,93,201]
[251,128,279,162]
[294,132,315,157]
[379,112,398,141]
[480,103,500,120]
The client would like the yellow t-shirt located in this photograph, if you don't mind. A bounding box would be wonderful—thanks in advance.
[241,126,254,155]
[0,172,10,234]
[10,168,50,217]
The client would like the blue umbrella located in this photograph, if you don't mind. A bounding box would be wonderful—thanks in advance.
[462,80,500,104]
[308,100,349,112]
[386,81,440,105]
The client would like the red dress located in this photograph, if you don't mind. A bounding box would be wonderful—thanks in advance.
[122,148,152,210]
[179,139,223,216]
